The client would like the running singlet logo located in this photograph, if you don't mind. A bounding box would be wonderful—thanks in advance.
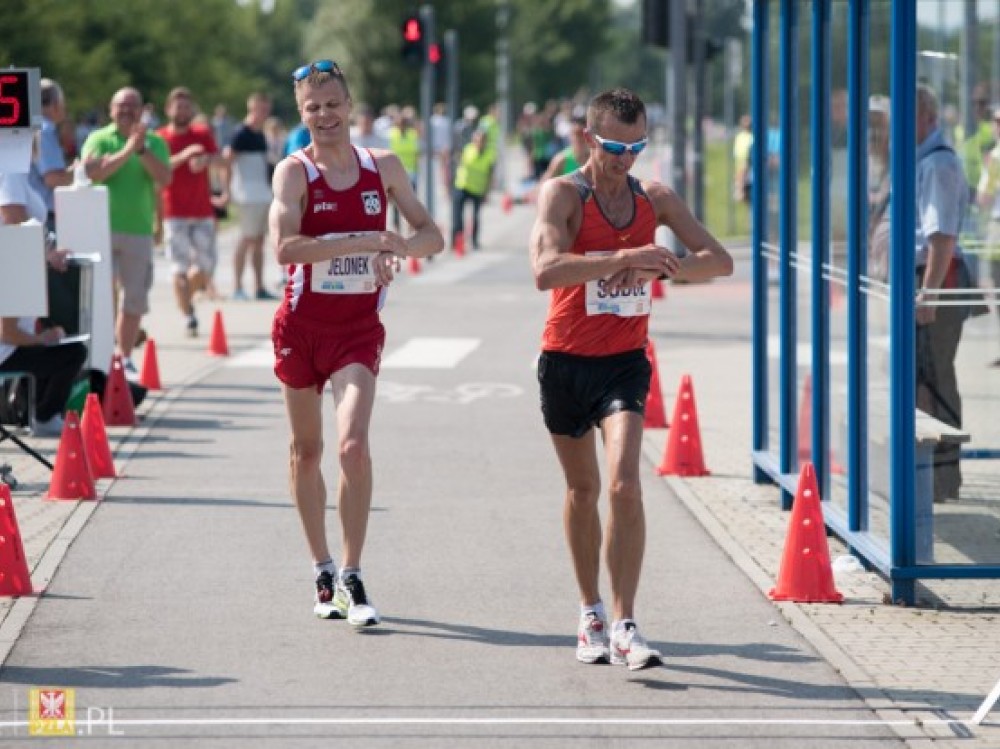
[361,190,381,215]
[583,250,652,318]
[311,231,379,294]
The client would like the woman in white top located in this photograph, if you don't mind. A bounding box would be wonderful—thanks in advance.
[0,169,87,437]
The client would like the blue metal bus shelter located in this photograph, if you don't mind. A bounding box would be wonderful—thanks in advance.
[750,0,1000,604]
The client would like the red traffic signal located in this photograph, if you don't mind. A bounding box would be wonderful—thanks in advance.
[428,42,441,64]
[401,15,425,67]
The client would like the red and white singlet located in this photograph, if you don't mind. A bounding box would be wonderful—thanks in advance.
[278,145,389,326]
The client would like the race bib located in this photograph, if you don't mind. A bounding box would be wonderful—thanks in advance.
[584,252,652,317]
[310,231,378,294]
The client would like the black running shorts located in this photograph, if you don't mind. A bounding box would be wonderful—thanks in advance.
[537,348,651,438]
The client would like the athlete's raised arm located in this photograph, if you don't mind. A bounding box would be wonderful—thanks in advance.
[530,177,675,291]
[376,150,444,259]
[644,180,733,283]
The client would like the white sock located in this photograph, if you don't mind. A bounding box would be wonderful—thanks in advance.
[581,601,606,620]
[612,618,635,634]
[339,567,361,583]
[313,559,336,577]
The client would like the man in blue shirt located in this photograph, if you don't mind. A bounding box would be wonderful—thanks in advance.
[914,84,969,503]
[31,78,74,229]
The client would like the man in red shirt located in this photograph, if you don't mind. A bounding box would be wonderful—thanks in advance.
[158,87,221,336]
[530,88,732,670]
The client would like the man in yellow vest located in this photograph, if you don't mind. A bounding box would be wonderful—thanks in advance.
[452,128,494,250]
[388,110,421,232]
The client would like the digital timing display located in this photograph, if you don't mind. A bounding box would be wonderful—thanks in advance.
[0,71,31,129]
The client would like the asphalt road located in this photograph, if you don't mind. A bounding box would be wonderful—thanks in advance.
[0,202,903,747]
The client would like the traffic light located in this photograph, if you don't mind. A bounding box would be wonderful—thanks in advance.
[401,15,425,68]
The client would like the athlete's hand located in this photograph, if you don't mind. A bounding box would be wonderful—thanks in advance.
[376,231,409,258]
[605,268,642,293]
[627,244,679,278]
[374,250,399,286]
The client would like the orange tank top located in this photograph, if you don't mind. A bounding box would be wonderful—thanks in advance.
[541,172,658,356]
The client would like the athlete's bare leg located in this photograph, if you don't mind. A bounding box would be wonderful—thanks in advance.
[551,428,602,607]
[330,363,378,570]
[249,237,266,294]
[283,384,331,563]
[233,236,252,294]
[599,410,646,622]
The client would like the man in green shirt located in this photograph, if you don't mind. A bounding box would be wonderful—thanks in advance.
[82,87,171,373]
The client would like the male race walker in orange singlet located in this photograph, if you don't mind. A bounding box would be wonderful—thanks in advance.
[270,61,443,626]
[530,88,733,669]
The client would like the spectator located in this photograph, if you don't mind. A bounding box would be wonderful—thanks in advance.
[977,106,1000,364]
[222,92,275,301]
[82,87,171,375]
[211,104,234,151]
[31,78,74,230]
[388,109,421,233]
[451,128,494,251]
[352,104,387,150]
[430,102,451,188]
[733,114,753,205]
[157,87,222,338]
[539,115,588,183]
[0,166,87,437]
[283,122,311,157]
[263,116,286,183]
[914,84,971,503]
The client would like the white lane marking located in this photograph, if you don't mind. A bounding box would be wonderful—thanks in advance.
[0,715,967,729]
[410,253,504,285]
[381,337,480,369]
[378,381,522,404]
[226,343,274,368]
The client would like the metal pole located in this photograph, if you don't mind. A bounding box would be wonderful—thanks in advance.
[445,29,459,187]
[692,5,706,223]
[724,39,737,236]
[420,4,436,219]
[670,0,687,204]
[751,0,769,483]
[960,0,978,137]
[496,0,511,197]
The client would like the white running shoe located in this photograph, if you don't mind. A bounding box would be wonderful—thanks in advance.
[576,611,610,664]
[610,621,663,671]
[336,572,380,627]
[313,570,347,619]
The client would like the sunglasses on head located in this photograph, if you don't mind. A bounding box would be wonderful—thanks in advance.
[592,133,648,156]
[292,59,341,82]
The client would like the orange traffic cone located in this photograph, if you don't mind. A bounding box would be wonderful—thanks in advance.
[81,393,116,479]
[208,310,229,356]
[453,232,466,258]
[139,337,162,390]
[46,411,96,501]
[651,278,666,299]
[657,374,710,476]
[407,255,422,275]
[644,339,668,429]
[0,483,32,596]
[501,193,513,213]
[769,462,844,603]
[103,354,137,427]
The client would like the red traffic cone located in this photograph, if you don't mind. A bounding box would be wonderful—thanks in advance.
[407,255,422,275]
[208,310,229,356]
[0,483,32,596]
[769,462,844,603]
[139,337,162,391]
[81,393,116,479]
[46,410,96,501]
[453,232,465,258]
[651,278,666,299]
[103,354,137,427]
[644,339,668,429]
[657,374,710,476]
[501,193,513,214]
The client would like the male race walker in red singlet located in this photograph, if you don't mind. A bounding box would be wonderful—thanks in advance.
[270,61,443,627]
[530,88,733,669]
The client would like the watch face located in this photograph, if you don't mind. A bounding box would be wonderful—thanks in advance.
[0,71,31,129]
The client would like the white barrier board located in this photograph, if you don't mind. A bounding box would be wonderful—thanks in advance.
[0,222,47,316]
[55,185,114,373]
